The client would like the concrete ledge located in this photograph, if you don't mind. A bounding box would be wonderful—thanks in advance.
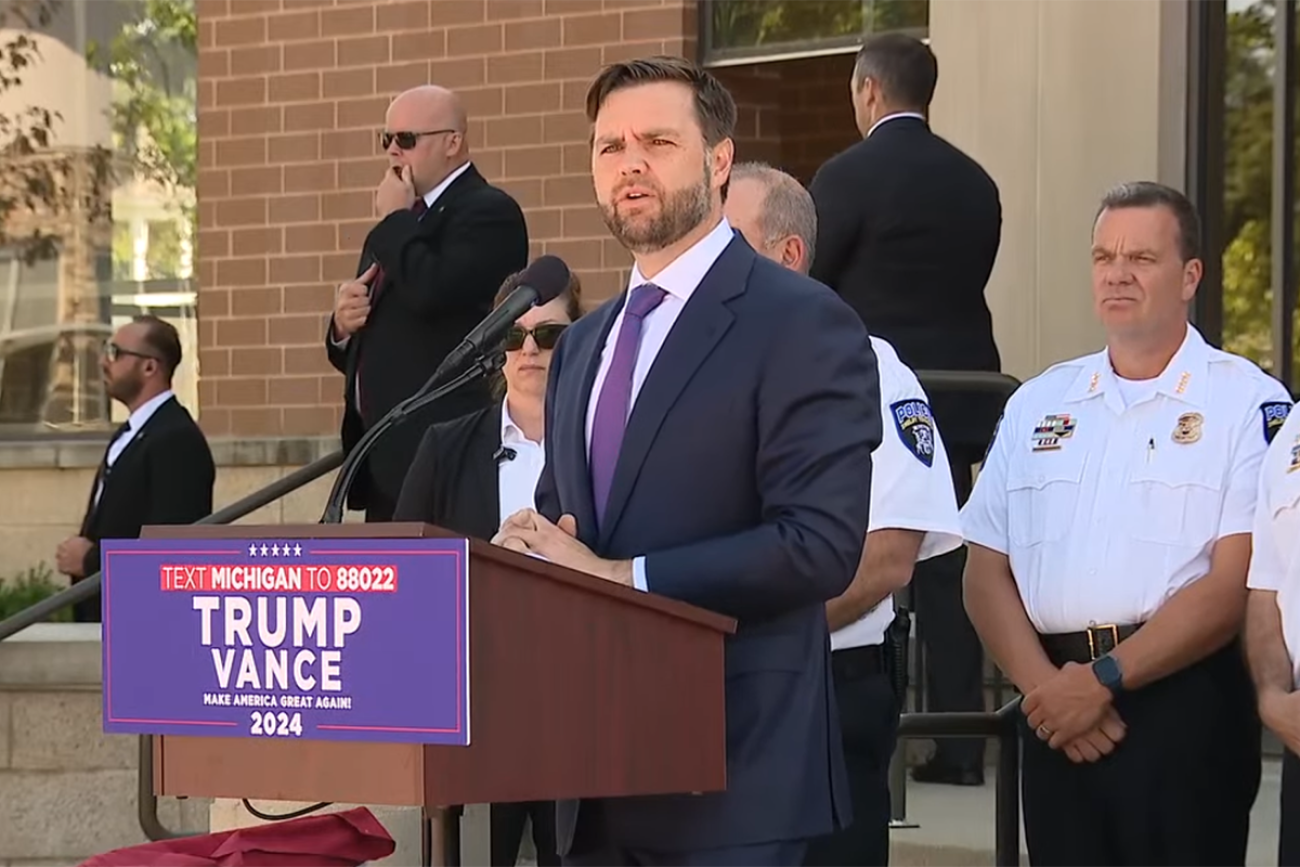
[0,436,339,470]
[0,625,102,689]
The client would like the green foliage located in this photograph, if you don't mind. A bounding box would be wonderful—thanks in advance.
[708,0,926,52]
[0,0,114,264]
[1222,0,1300,382]
[86,0,197,242]
[0,562,72,622]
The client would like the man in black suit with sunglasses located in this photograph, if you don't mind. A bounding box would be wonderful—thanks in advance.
[326,84,530,522]
[58,316,214,623]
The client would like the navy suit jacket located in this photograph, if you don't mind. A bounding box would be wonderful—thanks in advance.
[535,232,883,853]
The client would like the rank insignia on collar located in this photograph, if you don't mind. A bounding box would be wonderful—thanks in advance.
[1172,411,1203,444]
[1032,413,1076,451]
[1262,401,1293,445]
[891,399,936,467]
[1290,436,1300,474]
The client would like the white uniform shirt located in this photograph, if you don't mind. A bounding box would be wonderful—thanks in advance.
[832,337,963,650]
[498,398,546,530]
[1246,404,1300,686]
[961,324,1291,634]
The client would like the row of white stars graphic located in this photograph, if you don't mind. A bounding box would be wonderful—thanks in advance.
[247,543,303,557]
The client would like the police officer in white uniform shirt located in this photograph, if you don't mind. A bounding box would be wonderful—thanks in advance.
[1245,402,1300,866]
[724,162,963,867]
[961,181,1288,866]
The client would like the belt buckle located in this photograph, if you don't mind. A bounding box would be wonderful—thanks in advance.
[1086,623,1120,660]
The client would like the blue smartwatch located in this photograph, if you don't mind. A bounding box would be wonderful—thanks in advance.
[1092,654,1124,696]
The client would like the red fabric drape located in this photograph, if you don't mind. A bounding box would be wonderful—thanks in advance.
[77,806,396,867]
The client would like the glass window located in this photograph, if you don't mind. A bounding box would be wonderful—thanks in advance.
[0,0,197,438]
[703,0,929,66]
[1219,0,1276,376]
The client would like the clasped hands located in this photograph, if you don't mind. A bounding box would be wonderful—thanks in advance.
[1022,661,1127,764]
[491,508,633,587]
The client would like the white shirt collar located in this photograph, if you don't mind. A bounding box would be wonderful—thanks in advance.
[423,160,473,210]
[626,217,735,304]
[124,389,174,436]
[500,397,541,447]
[867,111,926,138]
[1066,322,1211,410]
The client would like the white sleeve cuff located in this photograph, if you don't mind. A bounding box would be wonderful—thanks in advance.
[632,556,649,592]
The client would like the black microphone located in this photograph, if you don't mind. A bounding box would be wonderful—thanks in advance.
[433,254,571,381]
[493,445,517,463]
[319,254,571,524]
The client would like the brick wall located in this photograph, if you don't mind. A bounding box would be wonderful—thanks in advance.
[197,0,696,439]
[715,53,859,184]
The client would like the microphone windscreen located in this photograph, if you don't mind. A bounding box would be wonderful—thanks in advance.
[520,254,571,304]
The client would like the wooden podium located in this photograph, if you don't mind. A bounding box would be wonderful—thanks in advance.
[137,522,735,851]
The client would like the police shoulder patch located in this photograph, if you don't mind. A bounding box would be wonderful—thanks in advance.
[1261,401,1293,445]
[891,398,936,467]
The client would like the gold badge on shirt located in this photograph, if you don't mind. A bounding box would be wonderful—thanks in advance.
[1289,435,1300,474]
[1032,413,1076,451]
[1172,412,1203,445]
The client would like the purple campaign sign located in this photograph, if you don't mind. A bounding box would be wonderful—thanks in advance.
[100,536,469,745]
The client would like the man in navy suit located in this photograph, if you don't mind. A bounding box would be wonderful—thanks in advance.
[493,55,882,867]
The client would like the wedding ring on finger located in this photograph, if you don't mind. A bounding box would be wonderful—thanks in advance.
[1037,724,1052,740]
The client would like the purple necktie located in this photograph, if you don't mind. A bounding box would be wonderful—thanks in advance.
[590,283,667,524]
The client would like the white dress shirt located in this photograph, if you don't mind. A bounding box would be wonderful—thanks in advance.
[961,324,1291,634]
[832,337,963,650]
[498,397,546,530]
[584,217,736,591]
[1246,405,1300,686]
[95,389,175,507]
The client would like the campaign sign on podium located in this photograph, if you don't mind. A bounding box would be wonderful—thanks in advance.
[100,536,469,745]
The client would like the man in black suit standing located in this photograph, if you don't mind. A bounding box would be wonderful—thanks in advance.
[56,315,214,623]
[809,34,1002,785]
[327,84,529,522]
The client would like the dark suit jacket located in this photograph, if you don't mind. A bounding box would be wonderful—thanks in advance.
[75,395,215,622]
[535,233,882,854]
[808,116,1002,376]
[326,163,529,514]
[391,403,501,540]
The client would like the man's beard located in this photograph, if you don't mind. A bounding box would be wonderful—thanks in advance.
[107,370,144,405]
[600,167,711,255]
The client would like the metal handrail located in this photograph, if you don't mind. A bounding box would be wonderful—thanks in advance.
[0,450,345,643]
[895,699,1022,867]
[0,447,345,842]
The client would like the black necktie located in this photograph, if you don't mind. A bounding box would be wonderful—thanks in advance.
[83,421,132,532]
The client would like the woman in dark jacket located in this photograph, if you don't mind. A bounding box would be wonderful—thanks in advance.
[394,268,584,867]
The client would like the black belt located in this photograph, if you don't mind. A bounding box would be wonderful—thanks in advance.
[831,643,884,681]
[1039,623,1142,666]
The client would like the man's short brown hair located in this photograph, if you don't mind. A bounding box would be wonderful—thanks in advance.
[134,314,182,378]
[585,55,737,148]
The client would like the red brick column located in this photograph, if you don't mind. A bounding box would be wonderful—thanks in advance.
[197,0,696,439]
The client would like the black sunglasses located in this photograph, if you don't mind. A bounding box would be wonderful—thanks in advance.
[380,129,457,150]
[503,323,567,351]
[103,340,161,364]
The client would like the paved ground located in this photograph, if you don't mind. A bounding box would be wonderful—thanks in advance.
[888,756,1283,865]
[514,757,1284,866]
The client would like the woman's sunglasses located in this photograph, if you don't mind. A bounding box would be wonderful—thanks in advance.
[503,323,567,351]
